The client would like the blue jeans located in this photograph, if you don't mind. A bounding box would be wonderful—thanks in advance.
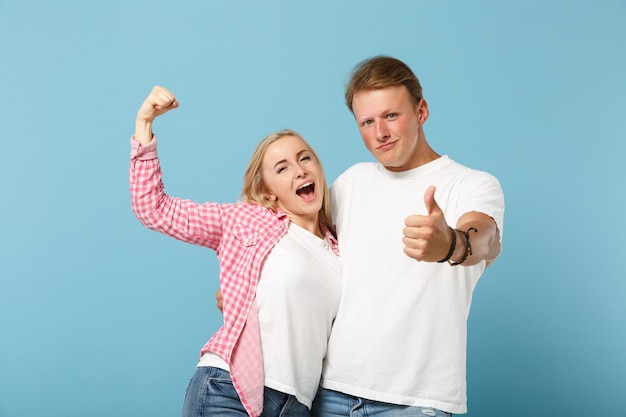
[311,387,452,417]
[182,366,310,417]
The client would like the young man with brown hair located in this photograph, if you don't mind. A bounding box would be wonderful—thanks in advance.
[312,56,505,417]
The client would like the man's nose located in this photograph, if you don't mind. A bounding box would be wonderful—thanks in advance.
[375,120,390,141]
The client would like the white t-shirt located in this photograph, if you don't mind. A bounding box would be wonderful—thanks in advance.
[257,222,342,408]
[320,156,504,414]
[200,222,342,409]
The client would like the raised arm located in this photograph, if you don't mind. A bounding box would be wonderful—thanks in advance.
[130,86,223,251]
[402,185,501,267]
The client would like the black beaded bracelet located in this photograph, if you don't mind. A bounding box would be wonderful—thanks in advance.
[449,227,478,266]
[437,226,456,263]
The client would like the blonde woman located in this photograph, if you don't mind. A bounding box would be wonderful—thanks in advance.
[130,86,342,417]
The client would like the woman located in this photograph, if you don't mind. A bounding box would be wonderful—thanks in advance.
[130,86,342,417]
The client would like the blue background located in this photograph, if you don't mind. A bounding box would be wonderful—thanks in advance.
[1,1,624,416]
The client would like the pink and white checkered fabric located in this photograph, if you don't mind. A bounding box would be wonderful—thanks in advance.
[129,136,290,417]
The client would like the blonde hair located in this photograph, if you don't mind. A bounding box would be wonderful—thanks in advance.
[241,129,335,236]
[345,55,423,113]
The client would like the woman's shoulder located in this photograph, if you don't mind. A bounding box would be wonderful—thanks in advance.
[225,201,286,223]
[221,202,288,244]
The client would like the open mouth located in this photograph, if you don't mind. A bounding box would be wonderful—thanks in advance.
[296,182,316,201]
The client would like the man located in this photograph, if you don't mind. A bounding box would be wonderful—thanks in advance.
[311,56,504,416]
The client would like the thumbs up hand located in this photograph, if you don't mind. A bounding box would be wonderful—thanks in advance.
[402,185,454,262]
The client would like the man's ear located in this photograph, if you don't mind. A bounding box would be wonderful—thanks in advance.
[417,98,429,125]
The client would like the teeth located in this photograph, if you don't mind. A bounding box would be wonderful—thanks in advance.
[297,182,313,190]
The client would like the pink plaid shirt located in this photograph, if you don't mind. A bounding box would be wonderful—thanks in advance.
[129,137,337,416]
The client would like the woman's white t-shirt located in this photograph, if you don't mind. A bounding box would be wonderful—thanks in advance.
[200,222,342,408]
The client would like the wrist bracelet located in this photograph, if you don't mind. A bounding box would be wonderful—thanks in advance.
[449,227,478,266]
[437,226,456,263]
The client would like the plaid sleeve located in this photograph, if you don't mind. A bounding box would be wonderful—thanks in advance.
[129,137,223,250]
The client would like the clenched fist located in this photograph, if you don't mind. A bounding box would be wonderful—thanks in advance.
[135,86,179,145]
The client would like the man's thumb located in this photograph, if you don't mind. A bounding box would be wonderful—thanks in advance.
[424,185,440,215]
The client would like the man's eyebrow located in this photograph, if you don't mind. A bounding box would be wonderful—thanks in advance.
[357,108,396,122]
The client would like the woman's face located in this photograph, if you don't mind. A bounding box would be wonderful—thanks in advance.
[261,135,325,231]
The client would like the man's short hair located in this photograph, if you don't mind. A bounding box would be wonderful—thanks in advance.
[345,55,423,113]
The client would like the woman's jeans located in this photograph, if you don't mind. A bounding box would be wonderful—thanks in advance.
[311,387,452,417]
[182,366,310,417]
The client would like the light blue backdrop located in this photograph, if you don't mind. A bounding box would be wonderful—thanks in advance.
[1,1,624,416]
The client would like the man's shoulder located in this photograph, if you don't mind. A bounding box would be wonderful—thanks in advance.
[337,161,379,178]
[330,162,378,198]
[445,157,500,182]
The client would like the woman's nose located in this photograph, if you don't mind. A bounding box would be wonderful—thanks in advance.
[295,165,308,178]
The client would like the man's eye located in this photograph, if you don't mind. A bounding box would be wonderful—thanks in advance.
[362,120,373,127]
[387,113,397,119]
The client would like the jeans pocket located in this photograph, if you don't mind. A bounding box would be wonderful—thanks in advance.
[200,369,248,415]
[207,374,238,397]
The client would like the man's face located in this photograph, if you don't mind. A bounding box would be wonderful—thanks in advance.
[352,85,427,172]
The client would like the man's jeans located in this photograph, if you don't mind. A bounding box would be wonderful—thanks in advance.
[311,387,452,417]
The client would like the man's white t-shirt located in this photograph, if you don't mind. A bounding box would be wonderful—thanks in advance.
[320,156,504,414]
